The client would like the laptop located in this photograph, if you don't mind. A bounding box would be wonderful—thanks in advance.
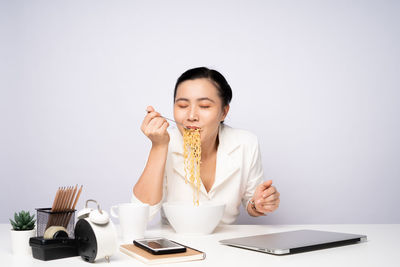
[219,229,367,255]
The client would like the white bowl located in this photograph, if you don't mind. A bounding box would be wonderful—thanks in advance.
[162,202,225,235]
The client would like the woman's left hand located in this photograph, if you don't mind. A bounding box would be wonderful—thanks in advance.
[252,180,280,214]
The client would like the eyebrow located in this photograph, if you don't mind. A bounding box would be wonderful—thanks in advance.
[175,97,215,103]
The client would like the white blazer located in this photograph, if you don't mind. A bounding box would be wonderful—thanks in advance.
[132,124,264,224]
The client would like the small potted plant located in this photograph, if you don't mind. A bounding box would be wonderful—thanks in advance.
[10,210,36,255]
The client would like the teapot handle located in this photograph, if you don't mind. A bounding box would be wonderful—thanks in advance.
[85,199,103,214]
[110,206,119,218]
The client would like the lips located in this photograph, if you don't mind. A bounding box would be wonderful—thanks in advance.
[186,126,200,130]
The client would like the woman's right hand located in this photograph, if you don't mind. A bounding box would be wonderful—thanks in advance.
[141,106,170,147]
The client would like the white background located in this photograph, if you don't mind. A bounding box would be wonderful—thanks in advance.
[1,0,399,225]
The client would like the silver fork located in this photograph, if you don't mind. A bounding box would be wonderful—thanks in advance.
[146,110,189,129]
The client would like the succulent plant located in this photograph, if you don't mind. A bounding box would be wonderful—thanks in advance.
[10,210,36,231]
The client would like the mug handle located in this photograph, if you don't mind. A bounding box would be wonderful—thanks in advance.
[110,205,119,218]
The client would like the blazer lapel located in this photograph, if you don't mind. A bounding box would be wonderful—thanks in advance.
[211,125,240,192]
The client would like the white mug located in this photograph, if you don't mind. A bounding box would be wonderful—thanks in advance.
[110,203,149,243]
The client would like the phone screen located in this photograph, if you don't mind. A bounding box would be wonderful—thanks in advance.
[141,239,181,249]
[134,238,187,254]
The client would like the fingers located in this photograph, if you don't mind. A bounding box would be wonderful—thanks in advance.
[262,180,273,189]
[141,106,162,133]
[261,186,277,199]
[254,180,272,195]
[254,184,280,214]
[256,196,280,213]
[254,182,276,200]
[259,186,279,204]
[263,191,280,203]
[146,105,155,113]
[148,116,165,129]
[264,180,273,187]
[256,191,279,205]
[255,180,272,194]
[144,117,168,136]
[159,121,169,132]
[140,106,170,145]
[257,201,280,213]
[142,110,160,128]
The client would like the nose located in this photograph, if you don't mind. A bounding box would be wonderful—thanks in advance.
[188,106,198,121]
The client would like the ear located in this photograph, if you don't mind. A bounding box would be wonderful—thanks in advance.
[221,105,230,122]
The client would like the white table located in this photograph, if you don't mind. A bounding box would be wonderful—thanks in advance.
[1,224,399,266]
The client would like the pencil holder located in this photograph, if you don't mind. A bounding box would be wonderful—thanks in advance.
[36,208,76,238]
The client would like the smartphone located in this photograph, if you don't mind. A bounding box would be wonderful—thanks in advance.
[133,238,187,255]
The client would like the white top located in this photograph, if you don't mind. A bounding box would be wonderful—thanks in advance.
[132,124,264,224]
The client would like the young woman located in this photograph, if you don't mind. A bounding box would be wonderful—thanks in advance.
[133,67,280,224]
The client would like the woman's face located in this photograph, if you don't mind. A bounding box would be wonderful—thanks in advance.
[174,78,229,144]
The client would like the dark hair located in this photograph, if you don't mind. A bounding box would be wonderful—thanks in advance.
[174,67,232,107]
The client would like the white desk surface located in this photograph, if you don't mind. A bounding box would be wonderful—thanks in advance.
[1,224,399,267]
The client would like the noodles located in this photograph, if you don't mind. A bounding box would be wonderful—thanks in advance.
[183,128,201,206]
